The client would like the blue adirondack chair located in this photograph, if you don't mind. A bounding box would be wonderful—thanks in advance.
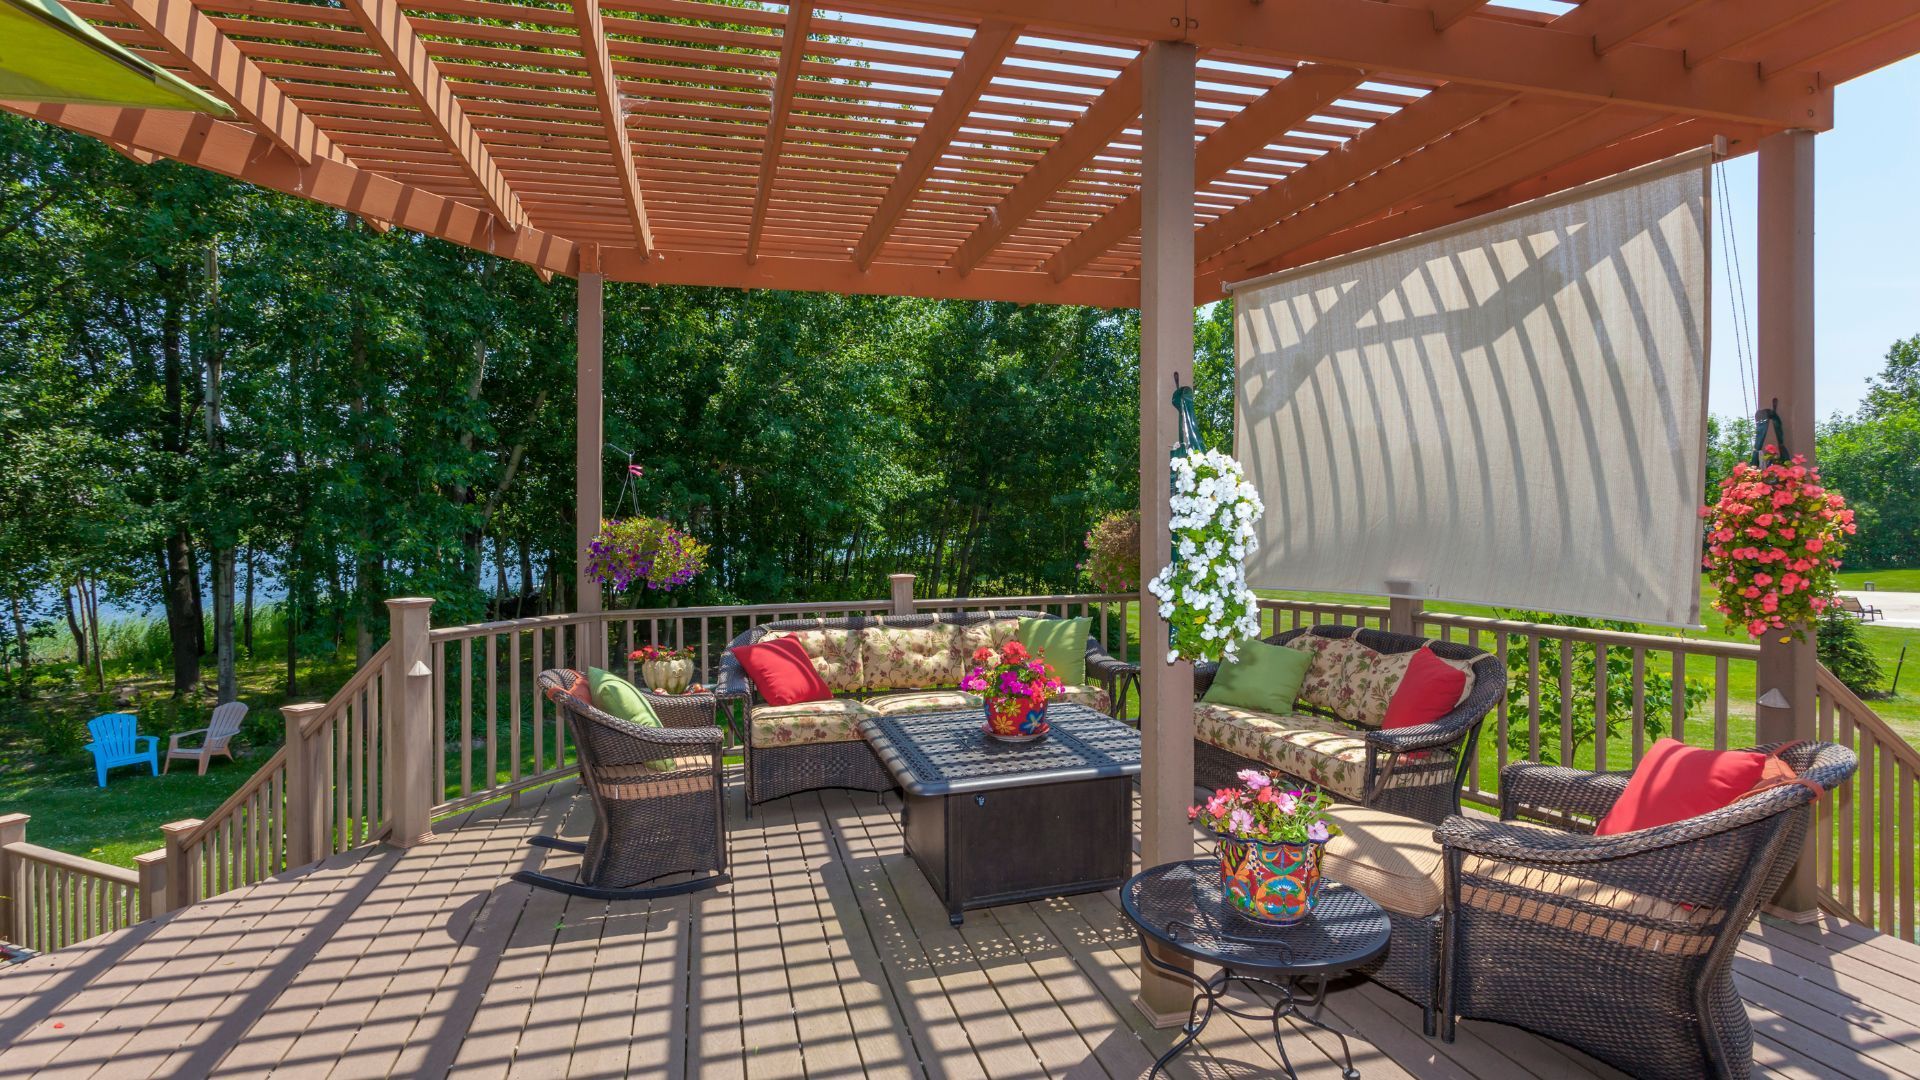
[85,713,158,787]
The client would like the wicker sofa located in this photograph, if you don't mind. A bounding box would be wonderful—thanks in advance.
[1191,624,1505,824]
[715,610,1139,812]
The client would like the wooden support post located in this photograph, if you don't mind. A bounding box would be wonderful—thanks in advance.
[889,573,916,615]
[1756,127,1820,919]
[161,818,202,912]
[1135,38,1199,1028]
[281,702,328,866]
[387,597,438,848]
[0,813,26,943]
[1389,597,1425,636]
[576,271,605,663]
[133,848,168,920]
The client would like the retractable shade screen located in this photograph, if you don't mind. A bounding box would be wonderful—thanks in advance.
[1231,151,1713,626]
[0,0,232,114]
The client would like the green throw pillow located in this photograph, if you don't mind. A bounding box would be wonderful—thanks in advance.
[1202,640,1312,714]
[1015,616,1090,687]
[588,667,673,772]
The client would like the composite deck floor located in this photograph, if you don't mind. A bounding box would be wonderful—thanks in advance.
[1,774,1917,1079]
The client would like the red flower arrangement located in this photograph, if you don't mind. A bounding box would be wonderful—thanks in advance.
[1702,446,1857,641]
[627,644,693,663]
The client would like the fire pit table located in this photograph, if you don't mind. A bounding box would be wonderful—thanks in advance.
[856,702,1140,926]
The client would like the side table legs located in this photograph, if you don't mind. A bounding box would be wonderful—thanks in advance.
[1138,936,1365,1080]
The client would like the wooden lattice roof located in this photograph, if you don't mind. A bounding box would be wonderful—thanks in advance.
[9,0,1917,305]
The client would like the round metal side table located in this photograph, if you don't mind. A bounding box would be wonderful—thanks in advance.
[1121,859,1390,1080]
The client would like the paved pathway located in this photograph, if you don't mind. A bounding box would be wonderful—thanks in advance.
[1841,590,1920,629]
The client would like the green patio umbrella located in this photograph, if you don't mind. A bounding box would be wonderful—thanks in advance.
[0,0,233,114]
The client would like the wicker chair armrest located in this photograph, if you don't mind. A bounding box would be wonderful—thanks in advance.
[713,655,753,701]
[1084,651,1138,682]
[1364,713,1477,754]
[1437,813,1733,867]
[1499,763,1632,822]
[638,690,719,729]
[625,724,727,750]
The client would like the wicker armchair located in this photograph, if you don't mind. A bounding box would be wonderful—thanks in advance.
[1192,625,1505,824]
[1437,740,1858,1079]
[716,610,1138,812]
[514,669,728,899]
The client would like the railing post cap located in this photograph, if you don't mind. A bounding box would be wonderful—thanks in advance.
[889,573,915,582]
[0,813,30,828]
[132,848,166,866]
[386,597,435,610]
[279,701,327,717]
[160,818,204,836]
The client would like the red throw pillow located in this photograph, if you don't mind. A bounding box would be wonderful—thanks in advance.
[1382,648,1468,730]
[1594,738,1767,836]
[729,637,830,706]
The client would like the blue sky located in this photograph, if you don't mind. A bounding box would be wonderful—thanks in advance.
[1708,55,1920,423]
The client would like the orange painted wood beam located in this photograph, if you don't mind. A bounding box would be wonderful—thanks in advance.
[1042,63,1362,281]
[339,0,529,230]
[902,0,1832,127]
[1426,0,1488,32]
[604,245,1136,307]
[1560,0,1716,57]
[2,103,574,276]
[949,52,1143,275]
[1757,1,1920,78]
[747,3,812,263]
[1677,0,1852,67]
[1194,83,1515,266]
[851,20,1016,272]
[105,0,337,164]
[576,0,656,257]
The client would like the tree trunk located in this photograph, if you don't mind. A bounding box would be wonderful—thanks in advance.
[519,540,533,614]
[8,593,28,699]
[85,575,103,691]
[63,583,87,671]
[242,544,255,655]
[162,534,201,693]
[206,243,237,703]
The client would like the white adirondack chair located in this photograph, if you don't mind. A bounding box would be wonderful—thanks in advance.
[165,701,248,774]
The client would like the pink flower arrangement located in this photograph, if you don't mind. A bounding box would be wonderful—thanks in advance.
[1701,447,1856,641]
[958,640,1064,712]
[1190,770,1339,845]
[628,644,693,663]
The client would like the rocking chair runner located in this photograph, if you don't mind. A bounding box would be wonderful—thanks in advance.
[165,701,247,774]
[516,669,729,899]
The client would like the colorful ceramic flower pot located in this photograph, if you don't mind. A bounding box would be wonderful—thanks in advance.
[640,657,694,695]
[1215,836,1325,925]
[983,698,1049,738]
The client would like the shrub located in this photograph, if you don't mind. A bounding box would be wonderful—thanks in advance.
[1080,510,1140,593]
[1817,611,1885,696]
[1495,610,1709,766]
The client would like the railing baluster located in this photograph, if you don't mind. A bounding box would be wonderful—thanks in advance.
[1493,631,1509,783]
[1629,648,1646,765]
[1839,706,1856,914]
[486,633,498,794]
[434,638,447,806]
[1593,644,1608,771]
[1527,636,1542,763]
[1558,639,1573,767]
[1881,743,1895,933]
[1818,691,1837,899]
[459,637,473,799]
[1670,650,1687,746]
[1862,740,1877,929]
[510,629,522,791]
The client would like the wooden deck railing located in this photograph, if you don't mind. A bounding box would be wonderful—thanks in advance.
[1817,665,1918,941]
[0,814,163,954]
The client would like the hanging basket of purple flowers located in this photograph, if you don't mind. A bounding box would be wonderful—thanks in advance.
[583,516,708,595]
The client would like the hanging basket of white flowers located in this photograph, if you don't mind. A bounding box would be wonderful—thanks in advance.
[1145,386,1265,665]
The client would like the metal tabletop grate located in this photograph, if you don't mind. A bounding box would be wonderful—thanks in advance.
[858,704,1141,796]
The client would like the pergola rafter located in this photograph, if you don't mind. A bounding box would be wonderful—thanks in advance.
[337,0,530,231]
[26,0,1912,298]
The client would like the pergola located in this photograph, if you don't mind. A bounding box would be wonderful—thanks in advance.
[8,0,1918,1021]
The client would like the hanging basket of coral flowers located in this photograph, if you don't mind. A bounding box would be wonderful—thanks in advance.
[1702,414,1856,641]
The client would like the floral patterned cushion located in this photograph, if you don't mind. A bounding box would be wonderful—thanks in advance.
[748,698,874,748]
[866,690,982,716]
[761,627,864,693]
[1345,648,1416,728]
[1056,684,1112,716]
[1294,635,1365,716]
[860,622,960,690]
[950,617,1021,669]
[1194,701,1369,800]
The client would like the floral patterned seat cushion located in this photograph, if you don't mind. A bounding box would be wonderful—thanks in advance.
[950,617,1021,669]
[748,698,874,748]
[860,622,961,690]
[1194,701,1370,800]
[1294,636,1368,717]
[1056,684,1112,715]
[865,690,982,716]
[1292,636,1480,729]
[761,627,864,693]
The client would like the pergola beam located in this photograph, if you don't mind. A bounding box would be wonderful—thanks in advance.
[106,0,337,164]
[601,246,1135,307]
[747,3,813,263]
[1194,83,1516,266]
[577,0,657,257]
[851,20,1017,272]
[949,53,1143,275]
[1,103,575,276]
[907,0,1833,127]
[340,0,529,230]
[1045,64,1364,281]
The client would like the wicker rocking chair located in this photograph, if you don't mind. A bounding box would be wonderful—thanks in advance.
[515,669,729,899]
[1437,739,1858,1080]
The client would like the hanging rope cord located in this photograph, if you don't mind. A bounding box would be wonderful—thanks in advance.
[1713,160,1763,428]
[606,443,645,520]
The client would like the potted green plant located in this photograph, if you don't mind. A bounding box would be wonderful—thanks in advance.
[1190,771,1340,925]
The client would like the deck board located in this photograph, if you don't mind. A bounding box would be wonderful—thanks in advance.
[1,771,1916,1079]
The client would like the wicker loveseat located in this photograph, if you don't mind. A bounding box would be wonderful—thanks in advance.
[1438,740,1858,1079]
[715,610,1138,811]
[1191,624,1505,824]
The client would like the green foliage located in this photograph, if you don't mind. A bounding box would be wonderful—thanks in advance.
[1496,610,1708,765]
[1817,610,1886,696]
[1080,510,1140,593]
